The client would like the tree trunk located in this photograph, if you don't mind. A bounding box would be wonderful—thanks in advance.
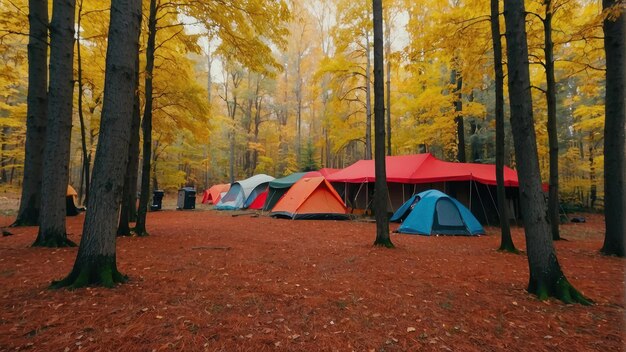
[491,0,516,253]
[34,0,76,247]
[76,0,90,206]
[117,53,141,236]
[365,27,373,160]
[383,9,392,156]
[372,0,392,248]
[544,0,561,241]
[451,66,466,162]
[601,0,625,257]
[296,58,303,166]
[14,0,48,227]
[134,0,157,237]
[504,0,589,304]
[52,0,141,288]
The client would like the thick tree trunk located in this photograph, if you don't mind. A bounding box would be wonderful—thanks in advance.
[34,0,76,247]
[601,0,625,257]
[52,0,141,288]
[372,0,392,248]
[491,0,516,253]
[134,0,157,237]
[117,54,141,236]
[14,0,48,227]
[543,0,561,241]
[365,28,373,160]
[504,0,589,304]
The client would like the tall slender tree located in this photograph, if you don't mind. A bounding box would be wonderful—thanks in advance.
[601,0,625,257]
[13,0,48,227]
[365,14,373,161]
[503,0,589,303]
[76,0,90,205]
[451,64,466,162]
[52,0,142,289]
[490,0,516,253]
[542,0,561,241]
[134,0,157,237]
[372,0,392,248]
[33,0,77,247]
[117,53,141,236]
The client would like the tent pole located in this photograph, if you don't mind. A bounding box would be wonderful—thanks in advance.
[486,184,500,220]
[365,182,369,214]
[402,184,405,203]
[469,178,472,211]
[354,182,364,210]
[474,180,490,226]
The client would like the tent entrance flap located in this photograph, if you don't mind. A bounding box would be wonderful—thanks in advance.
[433,199,469,234]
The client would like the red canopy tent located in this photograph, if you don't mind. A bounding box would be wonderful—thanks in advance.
[326,154,519,186]
[326,153,524,224]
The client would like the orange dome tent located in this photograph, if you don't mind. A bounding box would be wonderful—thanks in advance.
[201,183,231,204]
[270,177,348,220]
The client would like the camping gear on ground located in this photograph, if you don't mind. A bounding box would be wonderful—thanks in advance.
[392,189,484,236]
[215,174,275,210]
[201,183,231,204]
[151,190,164,211]
[177,187,196,210]
[270,177,349,220]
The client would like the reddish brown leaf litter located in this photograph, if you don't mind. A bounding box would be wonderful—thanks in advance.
[0,210,623,351]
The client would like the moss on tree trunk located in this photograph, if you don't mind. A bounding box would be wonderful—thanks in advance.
[51,255,126,289]
[530,277,591,305]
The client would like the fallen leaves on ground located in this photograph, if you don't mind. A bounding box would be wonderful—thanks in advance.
[0,211,623,351]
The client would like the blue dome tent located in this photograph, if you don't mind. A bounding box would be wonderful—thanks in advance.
[392,189,485,236]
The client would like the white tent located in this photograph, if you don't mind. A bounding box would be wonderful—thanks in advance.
[215,174,275,210]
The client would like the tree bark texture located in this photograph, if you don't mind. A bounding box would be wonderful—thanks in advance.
[117,54,141,236]
[385,15,391,156]
[601,0,625,257]
[53,0,141,288]
[76,0,91,206]
[372,0,392,248]
[451,67,466,162]
[544,0,561,241]
[134,0,157,237]
[34,0,76,247]
[490,0,516,252]
[503,0,589,303]
[14,0,48,227]
[365,27,373,160]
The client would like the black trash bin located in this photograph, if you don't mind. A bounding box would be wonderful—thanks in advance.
[150,190,164,211]
[177,187,196,210]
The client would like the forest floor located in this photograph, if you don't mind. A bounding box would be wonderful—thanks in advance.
[0,207,623,351]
